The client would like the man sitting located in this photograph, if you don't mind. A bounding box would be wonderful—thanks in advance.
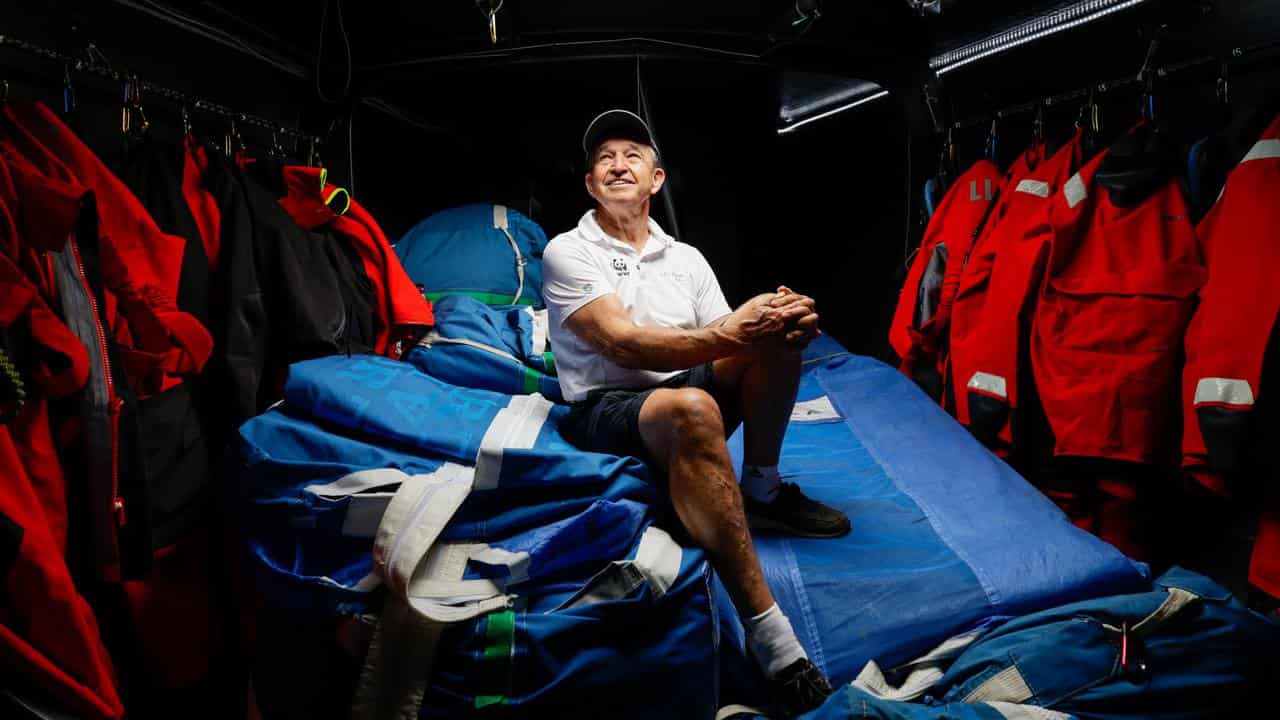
[544,109,849,716]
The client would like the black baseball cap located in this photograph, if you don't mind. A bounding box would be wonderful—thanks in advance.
[582,109,659,156]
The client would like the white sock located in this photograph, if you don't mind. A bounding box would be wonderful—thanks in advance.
[745,603,807,677]
[742,464,783,503]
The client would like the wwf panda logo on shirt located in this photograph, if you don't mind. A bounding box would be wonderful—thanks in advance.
[611,257,630,277]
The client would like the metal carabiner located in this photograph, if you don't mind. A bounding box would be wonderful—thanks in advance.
[121,75,148,137]
[477,0,504,45]
[224,117,237,157]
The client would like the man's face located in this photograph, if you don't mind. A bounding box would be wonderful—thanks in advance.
[585,138,665,207]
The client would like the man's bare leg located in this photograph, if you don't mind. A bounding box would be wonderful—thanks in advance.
[637,385,834,714]
[638,387,772,615]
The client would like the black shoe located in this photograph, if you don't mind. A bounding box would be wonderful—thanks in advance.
[744,483,851,538]
[770,658,835,717]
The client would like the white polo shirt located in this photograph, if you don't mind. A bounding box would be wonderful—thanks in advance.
[543,211,732,402]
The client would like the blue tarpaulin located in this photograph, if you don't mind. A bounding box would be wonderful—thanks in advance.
[720,335,1150,693]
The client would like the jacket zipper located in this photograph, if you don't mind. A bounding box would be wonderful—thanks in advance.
[69,240,124,528]
[421,332,525,366]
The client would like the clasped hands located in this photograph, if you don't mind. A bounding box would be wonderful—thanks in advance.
[728,285,821,349]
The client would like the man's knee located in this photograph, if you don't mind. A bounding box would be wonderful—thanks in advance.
[667,388,725,437]
[640,388,729,465]
[648,388,724,440]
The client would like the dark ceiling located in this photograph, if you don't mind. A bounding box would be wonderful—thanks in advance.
[184,1,922,68]
[182,0,1086,69]
[60,0,1117,141]
[91,1,1105,97]
[13,0,1269,145]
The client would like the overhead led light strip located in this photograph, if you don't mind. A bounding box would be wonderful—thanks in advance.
[777,89,891,134]
[932,0,1147,75]
[777,0,1146,134]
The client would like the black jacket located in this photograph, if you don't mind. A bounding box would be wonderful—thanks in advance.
[202,150,376,429]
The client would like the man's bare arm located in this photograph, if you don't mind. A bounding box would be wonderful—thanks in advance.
[566,293,809,372]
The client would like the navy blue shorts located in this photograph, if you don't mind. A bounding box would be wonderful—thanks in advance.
[558,363,734,463]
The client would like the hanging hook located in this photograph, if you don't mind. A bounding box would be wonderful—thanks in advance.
[1076,87,1100,135]
[1137,24,1167,126]
[121,79,130,135]
[936,126,954,185]
[476,0,504,45]
[181,105,192,136]
[1216,58,1230,106]
[984,117,999,162]
[270,128,287,160]
[307,137,323,168]
[121,74,148,137]
[1032,104,1045,146]
[84,42,113,72]
[793,0,822,25]
[121,77,133,135]
[923,83,943,134]
[1090,87,1102,137]
[136,81,150,135]
[1136,24,1167,84]
[62,63,77,114]
[224,116,238,157]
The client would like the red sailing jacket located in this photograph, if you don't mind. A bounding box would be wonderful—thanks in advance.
[1182,113,1280,490]
[278,165,434,354]
[0,128,137,580]
[958,135,1084,437]
[0,240,122,718]
[949,142,1046,425]
[1,102,212,396]
[1031,123,1204,465]
[1179,113,1280,599]
[0,157,92,556]
[1,111,201,580]
[890,159,1002,385]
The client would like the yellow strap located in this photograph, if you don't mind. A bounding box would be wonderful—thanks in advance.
[324,186,352,215]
